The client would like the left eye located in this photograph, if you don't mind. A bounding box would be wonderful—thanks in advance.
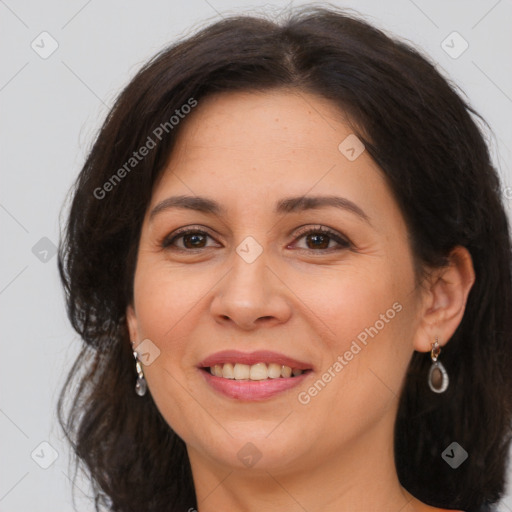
[162,229,216,250]
[291,226,351,251]
[162,226,351,252]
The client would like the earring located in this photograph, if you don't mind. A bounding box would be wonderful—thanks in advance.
[428,336,449,393]
[133,349,147,396]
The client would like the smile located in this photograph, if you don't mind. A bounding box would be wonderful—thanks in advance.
[198,350,313,400]
[207,362,306,380]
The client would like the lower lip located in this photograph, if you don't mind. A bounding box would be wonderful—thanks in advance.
[200,369,311,401]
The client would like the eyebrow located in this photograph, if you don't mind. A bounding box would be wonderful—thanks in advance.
[149,194,373,226]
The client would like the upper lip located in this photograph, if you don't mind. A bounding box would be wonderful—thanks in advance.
[198,350,313,371]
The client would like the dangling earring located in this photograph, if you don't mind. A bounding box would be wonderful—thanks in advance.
[428,336,449,393]
[133,349,147,396]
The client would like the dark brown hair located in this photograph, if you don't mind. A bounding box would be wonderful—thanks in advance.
[57,6,512,512]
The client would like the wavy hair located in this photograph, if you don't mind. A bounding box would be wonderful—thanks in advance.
[57,6,512,511]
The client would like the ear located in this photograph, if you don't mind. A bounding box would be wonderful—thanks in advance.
[126,303,139,347]
[412,245,475,352]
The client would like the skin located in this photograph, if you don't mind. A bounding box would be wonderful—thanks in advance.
[126,89,475,512]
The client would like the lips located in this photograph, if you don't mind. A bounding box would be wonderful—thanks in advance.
[197,350,313,401]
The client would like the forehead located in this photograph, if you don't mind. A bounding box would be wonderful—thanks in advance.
[148,89,402,234]
[171,89,352,155]
[156,90,374,182]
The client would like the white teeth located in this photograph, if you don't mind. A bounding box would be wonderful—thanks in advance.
[281,365,292,378]
[208,362,307,380]
[221,363,234,379]
[268,363,282,379]
[233,363,250,380]
[249,363,268,381]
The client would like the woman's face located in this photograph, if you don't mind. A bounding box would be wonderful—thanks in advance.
[127,89,426,474]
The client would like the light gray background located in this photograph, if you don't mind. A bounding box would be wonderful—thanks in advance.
[1,0,511,510]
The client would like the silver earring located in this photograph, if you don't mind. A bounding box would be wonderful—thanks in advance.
[428,336,449,393]
[133,349,147,396]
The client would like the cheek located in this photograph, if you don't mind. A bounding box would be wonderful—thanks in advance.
[293,259,415,397]
[131,262,211,439]
[132,259,206,342]
[292,292,412,447]
[291,262,399,348]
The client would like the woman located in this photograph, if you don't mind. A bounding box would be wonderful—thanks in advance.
[57,6,512,512]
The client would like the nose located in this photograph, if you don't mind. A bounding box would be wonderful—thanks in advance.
[209,247,292,330]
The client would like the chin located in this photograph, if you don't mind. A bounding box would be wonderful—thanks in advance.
[193,427,310,472]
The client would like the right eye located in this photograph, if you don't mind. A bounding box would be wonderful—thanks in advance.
[161,227,220,251]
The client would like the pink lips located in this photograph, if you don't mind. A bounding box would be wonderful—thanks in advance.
[198,350,313,401]
[201,370,309,400]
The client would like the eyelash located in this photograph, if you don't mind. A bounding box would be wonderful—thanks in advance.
[161,225,352,253]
